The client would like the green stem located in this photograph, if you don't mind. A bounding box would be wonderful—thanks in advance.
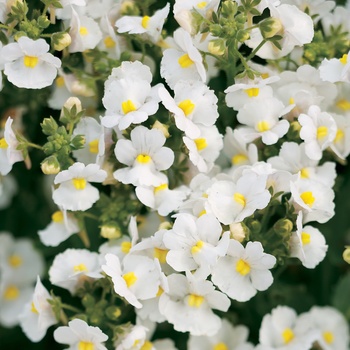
[81,212,99,220]
[27,142,43,150]
[61,303,83,313]
[246,39,267,62]
[234,48,251,71]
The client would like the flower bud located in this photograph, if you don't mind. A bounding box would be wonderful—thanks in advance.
[230,222,248,242]
[159,221,172,230]
[120,0,139,15]
[41,155,60,175]
[63,97,82,114]
[273,219,293,235]
[260,18,283,39]
[106,306,122,321]
[208,39,226,56]
[52,32,72,51]
[100,225,122,239]
[152,120,170,138]
[343,246,350,264]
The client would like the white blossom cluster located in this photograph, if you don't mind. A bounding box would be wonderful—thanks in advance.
[1,0,350,349]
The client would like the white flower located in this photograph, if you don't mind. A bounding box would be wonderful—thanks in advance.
[319,52,350,83]
[159,272,230,336]
[0,117,24,176]
[114,126,174,187]
[299,105,337,161]
[116,4,170,43]
[257,306,318,350]
[290,212,328,269]
[52,162,107,211]
[102,61,159,130]
[69,9,103,53]
[207,171,271,225]
[211,240,276,302]
[54,319,108,350]
[321,6,350,37]
[298,306,349,350]
[38,210,79,247]
[102,253,161,309]
[19,276,57,342]
[188,319,254,350]
[163,213,230,278]
[236,97,290,145]
[330,113,350,159]
[115,324,148,350]
[2,37,61,89]
[159,80,219,139]
[160,28,206,88]
[49,248,103,294]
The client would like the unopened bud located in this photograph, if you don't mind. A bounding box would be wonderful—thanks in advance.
[273,219,293,235]
[343,246,350,264]
[52,32,72,51]
[106,306,122,321]
[208,39,226,56]
[229,222,248,242]
[159,221,172,230]
[41,156,60,175]
[260,18,283,39]
[120,0,139,15]
[63,97,82,114]
[152,120,170,138]
[100,225,122,239]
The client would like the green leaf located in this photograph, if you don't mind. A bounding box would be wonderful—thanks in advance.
[331,273,350,320]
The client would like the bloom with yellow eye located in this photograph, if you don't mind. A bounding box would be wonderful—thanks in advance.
[52,162,107,211]
[2,37,61,89]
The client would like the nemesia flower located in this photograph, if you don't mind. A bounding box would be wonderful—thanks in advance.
[54,0,86,20]
[188,319,254,350]
[49,248,103,294]
[290,212,328,269]
[330,113,350,159]
[319,51,350,83]
[160,28,206,88]
[298,105,337,161]
[113,126,174,187]
[159,272,230,336]
[102,253,161,309]
[2,37,61,89]
[321,5,350,37]
[114,324,148,350]
[52,162,107,211]
[211,240,276,302]
[19,276,57,342]
[37,209,79,247]
[163,213,230,278]
[54,319,108,350]
[257,306,318,350]
[297,306,349,350]
[116,3,170,43]
[159,80,219,139]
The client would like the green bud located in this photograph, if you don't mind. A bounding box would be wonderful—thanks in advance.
[70,135,86,150]
[100,224,122,239]
[343,246,350,264]
[208,39,226,56]
[13,31,27,41]
[41,155,60,175]
[37,15,50,28]
[51,32,71,51]
[106,306,122,321]
[82,294,95,308]
[210,24,223,37]
[260,17,283,39]
[246,219,261,234]
[273,219,293,235]
[41,117,58,136]
[221,0,238,18]
[236,29,250,42]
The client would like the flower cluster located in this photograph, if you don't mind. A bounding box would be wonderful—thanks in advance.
[1,0,350,349]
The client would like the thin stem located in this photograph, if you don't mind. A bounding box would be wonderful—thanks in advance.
[234,48,251,71]
[61,303,83,313]
[78,229,90,248]
[27,142,43,150]
[246,39,267,62]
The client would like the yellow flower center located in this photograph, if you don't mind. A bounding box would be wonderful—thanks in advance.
[300,168,310,179]
[213,343,228,350]
[257,120,270,132]
[289,97,295,105]
[73,263,88,272]
[323,331,334,344]
[3,285,20,300]
[31,301,39,314]
[104,36,116,48]
[78,341,95,350]
[23,55,39,68]
[236,259,251,275]
[89,139,99,154]
[141,16,150,29]
[335,129,344,143]
[79,26,89,36]
[8,254,22,268]
[56,76,65,88]
[300,191,315,207]
[178,99,195,116]
[336,99,350,111]
[121,241,132,254]
[141,341,153,350]
[198,209,206,217]
[72,178,87,190]
[136,154,152,164]
[191,240,204,254]
[301,231,311,245]
[121,99,137,114]
[244,87,259,98]
[123,272,137,287]
[197,1,207,9]
[153,247,168,263]
[232,153,248,165]
[187,294,204,308]
[317,126,328,140]
[178,53,194,68]
[234,192,246,207]
[52,210,64,223]
[339,53,348,65]
[154,183,168,193]
[261,73,269,79]
[194,138,207,151]
[282,328,294,344]
[0,137,8,149]
[156,287,164,297]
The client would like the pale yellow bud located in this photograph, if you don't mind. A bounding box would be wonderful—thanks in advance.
[100,225,122,239]
[343,246,350,264]
[53,33,72,51]
[230,223,247,242]
[208,41,226,56]
[63,97,82,113]
[159,221,172,230]
[152,120,170,138]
